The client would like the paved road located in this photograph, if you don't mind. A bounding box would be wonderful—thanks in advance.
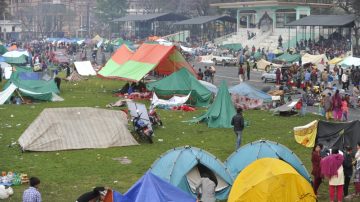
[193,62,360,121]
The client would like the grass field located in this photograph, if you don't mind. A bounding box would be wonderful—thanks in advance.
[0,76,339,201]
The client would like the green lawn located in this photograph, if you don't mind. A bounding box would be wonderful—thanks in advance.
[0,76,336,201]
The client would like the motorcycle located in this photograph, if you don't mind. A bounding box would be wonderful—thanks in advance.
[132,113,153,144]
[149,108,163,127]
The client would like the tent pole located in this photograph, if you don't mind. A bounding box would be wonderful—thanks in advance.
[15,89,24,102]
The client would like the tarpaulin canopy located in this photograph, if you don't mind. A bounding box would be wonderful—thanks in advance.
[302,53,328,65]
[98,45,134,78]
[199,80,218,94]
[329,57,343,65]
[225,140,312,183]
[150,146,233,200]
[228,158,315,202]
[274,53,300,63]
[316,120,360,151]
[338,56,360,67]
[294,120,318,148]
[74,61,96,76]
[0,62,12,79]
[189,80,236,128]
[220,43,242,51]
[18,107,138,151]
[229,82,272,102]
[256,59,281,71]
[121,171,196,202]
[0,45,7,55]
[99,43,196,81]
[146,68,211,107]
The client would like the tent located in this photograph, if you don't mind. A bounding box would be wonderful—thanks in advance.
[1,71,61,102]
[74,61,96,76]
[274,53,301,63]
[316,120,360,151]
[256,59,281,71]
[189,80,236,128]
[18,107,138,151]
[228,158,316,202]
[0,45,7,55]
[338,56,360,67]
[2,50,28,64]
[199,80,218,94]
[98,43,196,81]
[146,68,212,107]
[294,120,318,148]
[220,43,242,51]
[121,171,196,202]
[301,53,328,65]
[229,82,272,109]
[65,70,82,82]
[225,140,312,183]
[328,57,343,65]
[98,45,134,78]
[150,146,233,200]
[0,62,12,79]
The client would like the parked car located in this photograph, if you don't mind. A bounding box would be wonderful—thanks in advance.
[261,69,282,83]
[211,52,238,66]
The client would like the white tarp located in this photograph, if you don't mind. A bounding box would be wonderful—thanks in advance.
[198,54,214,64]
[155,39,173,46]
[199,80,218,94]
[180,45,194,54]
[0,83,17,104]
[74,61,96,76]
[151,93,190,107]
[18,107,138,151]
[256,59,281,71]
[2,50,29,57]
[0,62,12,79]
[127,101,153,131]
[339,56,360,67]
[302,53,328,65]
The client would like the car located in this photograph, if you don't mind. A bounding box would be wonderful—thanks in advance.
[211,53,238,66]
[261,69,282,83]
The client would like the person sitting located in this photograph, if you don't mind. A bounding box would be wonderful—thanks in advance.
[76,187,108,202]
[195,173,217,202]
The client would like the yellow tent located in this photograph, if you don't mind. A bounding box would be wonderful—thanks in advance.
[329,57,343,65]
[92,35,103,42]
[294,120,318,147]
[228,158,316,202]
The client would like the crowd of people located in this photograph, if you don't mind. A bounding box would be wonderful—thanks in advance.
[312,143,360,201]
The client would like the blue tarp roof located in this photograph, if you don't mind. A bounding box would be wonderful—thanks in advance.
[225,140,312,183]
[150,146,233,200]
[121,171,195,202]
[228,82,272,102]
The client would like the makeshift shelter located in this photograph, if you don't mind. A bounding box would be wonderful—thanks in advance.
[229,82,272,109]
[74,61,96,76]
[150,146,233,200]
[121,171,196,202]
[65,71,82,82]
[2,50,28,64]
[294,120,318,148]
[272,99,299,116]
[98,45,134,78]
[146,68,212,107]
[338,56,360,67]
[316,120,360,151]
[189,80,235,128]
[98,43,196,81]
[274,53,301,63]
[220,43,242,51]
[256,59,281,71]
[1,71,61,103]
[225,140,312,183]
[301,53,328,65]
[18,107,138,151]
[228,158,316,202]
[329,57,343,65]
[151,93,191,108]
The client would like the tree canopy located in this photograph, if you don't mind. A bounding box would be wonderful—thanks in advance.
[95,0,128,23]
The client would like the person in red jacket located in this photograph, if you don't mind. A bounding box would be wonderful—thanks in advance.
[312,143,324,195]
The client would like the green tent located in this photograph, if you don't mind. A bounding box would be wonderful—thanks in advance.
[146,68,212,107]
[253,51,263,61]
[220,43,243,51]
[4,55,27,64]
[3,71,60,101]
[0,45,7,55]
[274,53,300,63]
[189,80,236,128]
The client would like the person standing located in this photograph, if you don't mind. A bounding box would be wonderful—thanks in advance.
[275,67,281,85]
[324,93,333,120]
[338,65,344,85]
[312,143,323,196]
[209,66,216,84]
[342,71,349,91]
[332,90,343,121]
[321,149,344,202]
[197,68,204,80]
[238,65,244,83]
[203,66,209,82]
[343,146,353,198]
[23,177,41,202]
[246,60,251,80]
[342,97,349,121]
[231,108,244,149]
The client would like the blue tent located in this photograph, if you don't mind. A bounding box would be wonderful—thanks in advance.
[0,56,5,62]
[150,146,233,200]
[229,82,272,102]
[225,140,312,183]
[121,171,195,202]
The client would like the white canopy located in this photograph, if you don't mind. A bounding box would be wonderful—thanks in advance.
[302,53,328,65]
[3,50,29,57]
[339,56,360,67]
[74,61,96,76]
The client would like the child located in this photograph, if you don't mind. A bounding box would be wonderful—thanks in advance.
[342,97,349,121]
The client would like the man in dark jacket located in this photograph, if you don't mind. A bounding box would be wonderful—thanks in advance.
[76,187,108,202]
[343,146,353,197]
[231,108,244,149]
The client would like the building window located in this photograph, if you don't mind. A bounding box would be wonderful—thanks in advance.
[12,26,16,32]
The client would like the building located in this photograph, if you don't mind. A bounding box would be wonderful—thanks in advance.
[6,0,97,39]
[0,20,22,41]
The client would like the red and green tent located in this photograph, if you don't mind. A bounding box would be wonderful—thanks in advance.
[98,43,196,81]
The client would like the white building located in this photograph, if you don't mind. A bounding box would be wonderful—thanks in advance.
[0,20,22,41]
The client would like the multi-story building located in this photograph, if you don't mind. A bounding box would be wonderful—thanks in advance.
[6,0,97,39]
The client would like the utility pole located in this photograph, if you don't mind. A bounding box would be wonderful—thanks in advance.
[87,3,90,37]
[3,13,6,41]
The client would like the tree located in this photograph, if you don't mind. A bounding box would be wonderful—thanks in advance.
[95,0,128,36]
[0,0,8,17]
[336,0,360,56]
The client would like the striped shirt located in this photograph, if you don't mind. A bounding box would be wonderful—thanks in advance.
[23,187,41,202]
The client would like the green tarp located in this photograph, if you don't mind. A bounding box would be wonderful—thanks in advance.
[146,68,212,107]
[189,80,236,128]
[3,71,60,101]
[274,53,300,63]
[0,45,7,55]
[4,55,27,64]
[220,43,243,51]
